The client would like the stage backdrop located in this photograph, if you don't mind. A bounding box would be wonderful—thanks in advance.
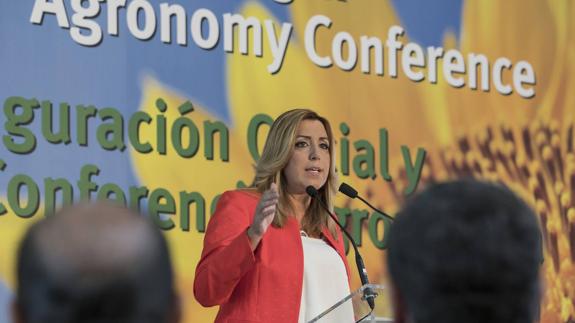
[1,1,574,322]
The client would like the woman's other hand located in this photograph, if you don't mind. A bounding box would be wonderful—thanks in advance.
[247,183,279,250]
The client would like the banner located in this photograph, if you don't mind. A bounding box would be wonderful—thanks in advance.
[1,1,573,322]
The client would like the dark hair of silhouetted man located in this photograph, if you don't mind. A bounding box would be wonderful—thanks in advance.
[13,203,180,323]
[387,180,542,323]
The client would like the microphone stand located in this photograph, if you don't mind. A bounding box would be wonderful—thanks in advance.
[305,186,376,314]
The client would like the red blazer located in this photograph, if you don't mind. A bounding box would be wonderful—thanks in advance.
[194,190,351,323]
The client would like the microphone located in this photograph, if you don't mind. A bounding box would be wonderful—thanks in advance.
[305,186,375,310]
[339,183,394,222]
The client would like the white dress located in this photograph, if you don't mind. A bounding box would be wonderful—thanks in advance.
[298,236,355,323]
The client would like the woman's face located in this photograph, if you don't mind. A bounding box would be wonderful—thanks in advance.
[283,119,331,194]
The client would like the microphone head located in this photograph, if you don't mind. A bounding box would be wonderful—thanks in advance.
[339,182,358,198]
[305,186,318,197]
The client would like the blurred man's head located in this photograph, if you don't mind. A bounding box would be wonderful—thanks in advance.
[388,180,542,323]
[13,203,179,323]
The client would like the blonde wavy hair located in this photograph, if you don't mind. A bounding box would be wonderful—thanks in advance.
[252,109,338,239]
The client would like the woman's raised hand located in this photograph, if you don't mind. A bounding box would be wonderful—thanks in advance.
[247,183,279,249]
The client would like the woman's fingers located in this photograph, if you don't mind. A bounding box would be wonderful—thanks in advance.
[262,189,278,201]
[259,197,279,210]
[257,185,279,213]
[249,184,280,241]
[261,204,277,216]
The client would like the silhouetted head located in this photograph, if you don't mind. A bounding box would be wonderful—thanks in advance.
[388,180,542,323]
[14,203,179,323]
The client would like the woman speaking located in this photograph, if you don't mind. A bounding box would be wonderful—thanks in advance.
[193,109,353,322]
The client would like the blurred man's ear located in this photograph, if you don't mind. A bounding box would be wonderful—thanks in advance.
[169,293,182,323]
[391,284,408,323]
[12,299,25,323]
